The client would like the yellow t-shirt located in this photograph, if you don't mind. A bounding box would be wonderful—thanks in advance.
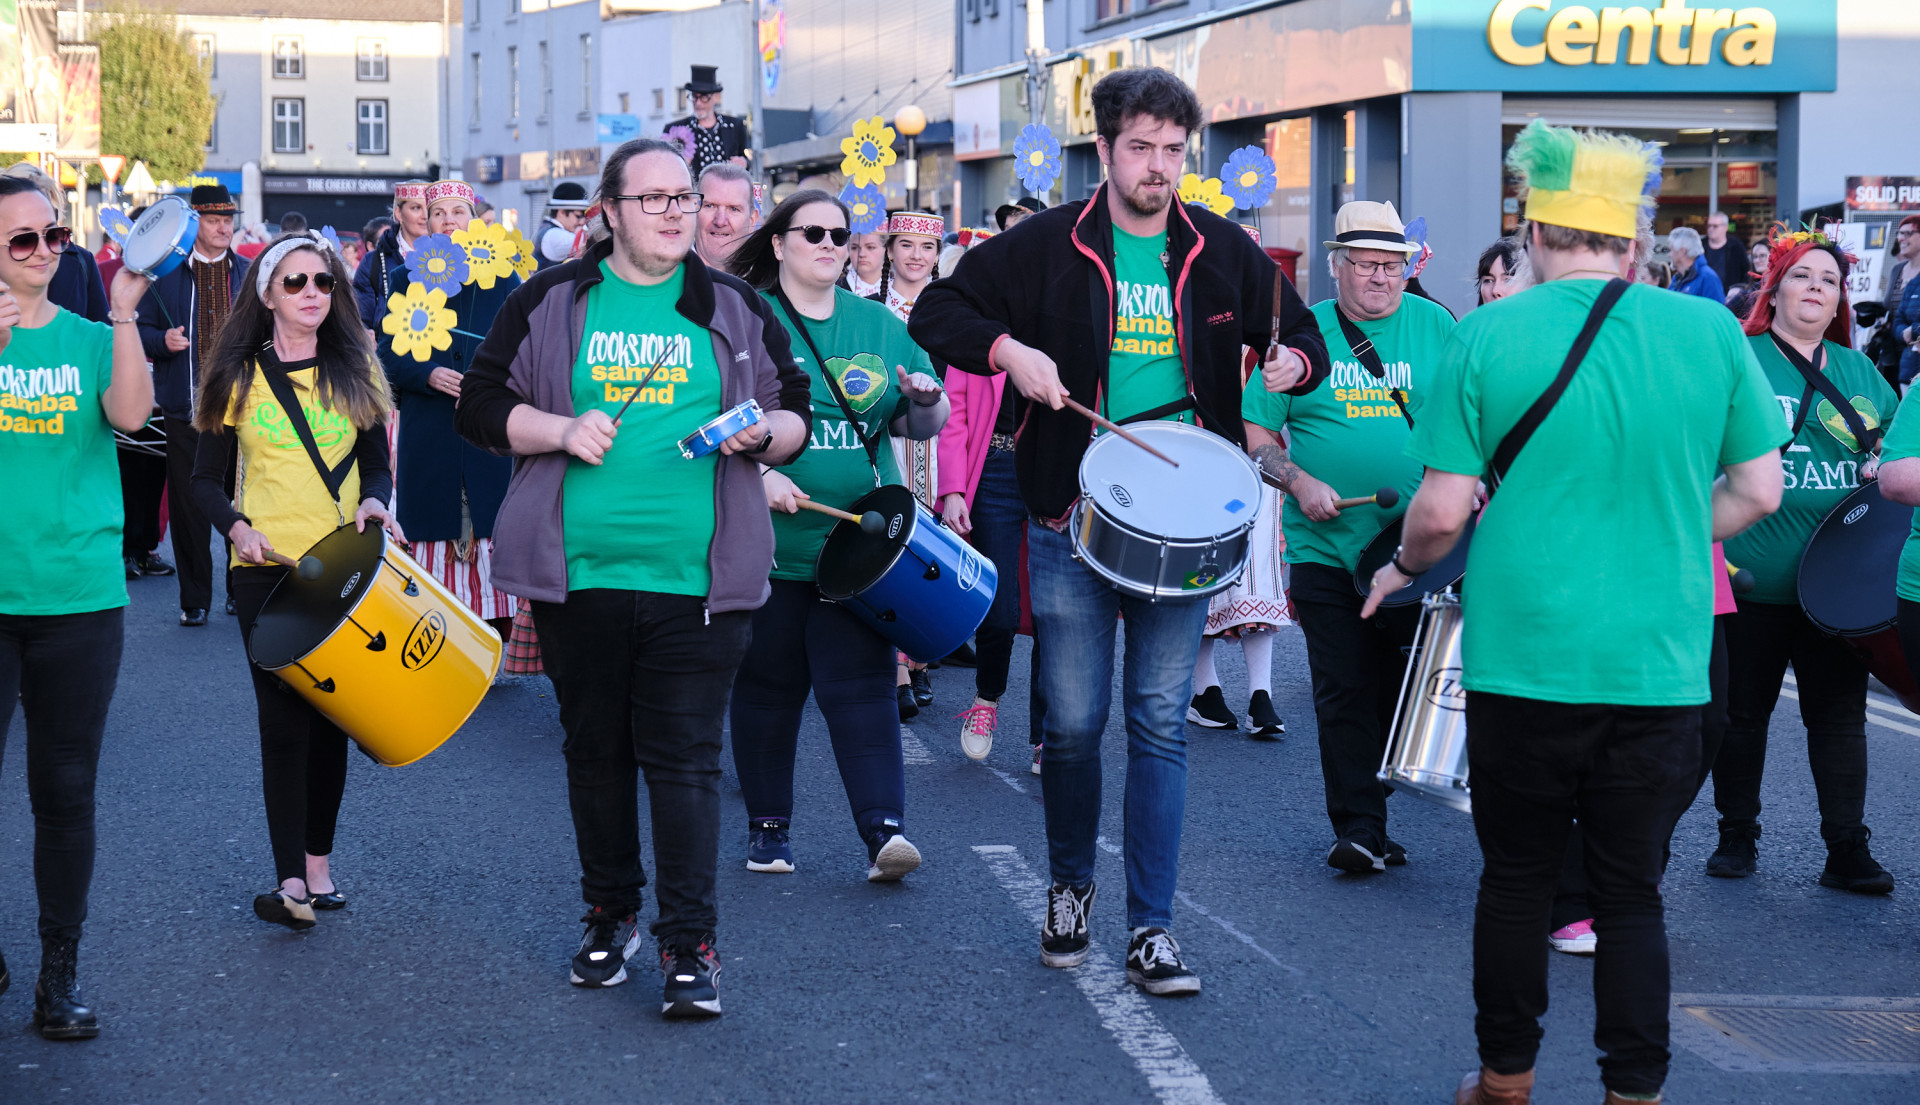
[224,358,364,567]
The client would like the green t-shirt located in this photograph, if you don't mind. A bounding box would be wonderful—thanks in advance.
[1106,226,1189,424]
[765,288,920,581]
[0,309,123,616]
[1722,336,1897,605]
[1241,295,1455,572]
[1408,281,1785,706]
[1872,394,1920,603]
[562,262,723,595]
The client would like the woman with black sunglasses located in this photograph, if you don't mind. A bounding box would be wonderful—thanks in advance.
[724,189,948,882]
[190,231,401,931]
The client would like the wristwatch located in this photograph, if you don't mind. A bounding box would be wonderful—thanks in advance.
[748,428,775,455]
[1389,545,1421,577]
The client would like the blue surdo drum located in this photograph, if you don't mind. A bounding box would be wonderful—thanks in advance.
[815,484,998,663]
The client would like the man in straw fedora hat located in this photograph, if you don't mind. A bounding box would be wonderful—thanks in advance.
[1360,120,1787,1105]
[1236,200,1456,871]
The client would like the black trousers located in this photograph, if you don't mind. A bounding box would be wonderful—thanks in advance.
[233,568,350,884]
[164,418,232,612]
[0,607,124,943]
[1716,600,1869,844]
[117,441,167,558]
[533,590,752,940]
[1290,560,1421,848]
[1467,692,1699,1097]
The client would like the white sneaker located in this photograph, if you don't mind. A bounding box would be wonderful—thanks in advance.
[957,697,997,761]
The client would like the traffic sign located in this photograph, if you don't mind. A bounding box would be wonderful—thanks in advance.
[99,154,126,183]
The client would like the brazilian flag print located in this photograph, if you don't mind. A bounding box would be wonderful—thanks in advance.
[826,353,890,414]
[1814,395,1881,453]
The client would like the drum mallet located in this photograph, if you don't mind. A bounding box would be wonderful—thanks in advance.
[264,550,325,581]
[1058,397,1179,468]
[794,499,887,535]
[1726,559,1756,594]
[1332,487,1401,510]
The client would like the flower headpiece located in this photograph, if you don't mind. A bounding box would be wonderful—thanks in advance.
[1505,119,1661,241]
[1765,220,1857,264]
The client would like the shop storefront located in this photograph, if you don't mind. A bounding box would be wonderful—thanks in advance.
[260,173,414,237]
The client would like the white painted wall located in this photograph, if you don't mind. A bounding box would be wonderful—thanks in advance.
[1796,0,1920,211]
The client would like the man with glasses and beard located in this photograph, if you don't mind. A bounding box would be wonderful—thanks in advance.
[911,68,1328,996]
[456,137,810,1020]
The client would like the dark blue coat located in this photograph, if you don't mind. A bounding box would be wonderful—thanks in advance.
[135,252,250,420]
[50,247,107,323]
[354,227,406,331]
[1892,264,1920,384]
[375,260,518,543]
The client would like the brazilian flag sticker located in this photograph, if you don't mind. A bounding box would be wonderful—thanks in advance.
[1814,395,1880,453]
[825,353,890,414]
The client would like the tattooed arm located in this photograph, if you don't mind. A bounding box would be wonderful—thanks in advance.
[1246,420,1343,522]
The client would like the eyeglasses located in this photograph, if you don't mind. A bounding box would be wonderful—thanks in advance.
[693,92,717,102]
[1344,257,1407,278]
[279,271,337,295]
[783,224,851,247]
[8,226,71,261]
[609,192,704,215]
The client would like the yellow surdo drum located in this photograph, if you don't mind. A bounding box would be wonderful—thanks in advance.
[247,524,502,766]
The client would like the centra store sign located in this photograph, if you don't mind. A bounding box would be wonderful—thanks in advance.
[1413,0,1834,93]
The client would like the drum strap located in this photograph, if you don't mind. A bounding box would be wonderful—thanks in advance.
[1486,278,1629,494]
[1331,303,1413,428]
[772,287,883,487]
[258,353,357,522]
[1772,332,1878,454]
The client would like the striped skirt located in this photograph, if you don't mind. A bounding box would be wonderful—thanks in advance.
[409,537,514,622]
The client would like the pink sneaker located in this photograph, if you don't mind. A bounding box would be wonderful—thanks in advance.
[1549,918,1597,955]
[957,698,997,761]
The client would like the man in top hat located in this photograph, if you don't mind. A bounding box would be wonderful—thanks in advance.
[1240,200,1457,873]
[354,179,429,330]
[666,66,750,181]
[535,181,591,270]
[135,183,252,626]
[994,196,1046,233]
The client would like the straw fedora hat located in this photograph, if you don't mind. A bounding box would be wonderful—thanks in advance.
[1323,200,1418,254]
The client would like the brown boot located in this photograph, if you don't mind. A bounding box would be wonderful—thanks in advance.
[1455,1067,1534,1105]
[1602,1094,1660,1104]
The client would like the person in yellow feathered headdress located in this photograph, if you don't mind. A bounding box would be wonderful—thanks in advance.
[1365,117,1789,1105]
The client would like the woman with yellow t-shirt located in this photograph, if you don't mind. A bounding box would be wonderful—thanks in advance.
[190,231,402,931]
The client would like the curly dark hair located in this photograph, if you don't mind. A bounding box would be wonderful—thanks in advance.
[728,188,850,290]
[1091,68,1201,149]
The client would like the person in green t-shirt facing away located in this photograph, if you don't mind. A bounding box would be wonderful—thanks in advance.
[1361,120,1785,1105]
[1239,199,1455,876]
[0,174,158,1040]
[720,189,948,883]
[455,138,813,1020]
[1713,230,1900,895]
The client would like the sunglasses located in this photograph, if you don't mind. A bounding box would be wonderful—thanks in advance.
[8,226,71,261]
[278,271,337,295]
[784,224,851,247]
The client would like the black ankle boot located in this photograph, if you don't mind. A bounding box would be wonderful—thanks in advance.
[34,938,98,1040]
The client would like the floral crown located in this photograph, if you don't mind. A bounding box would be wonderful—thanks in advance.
[1764,221,1857,265]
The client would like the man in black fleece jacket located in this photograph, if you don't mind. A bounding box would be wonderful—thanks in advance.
[909,68,1328,997]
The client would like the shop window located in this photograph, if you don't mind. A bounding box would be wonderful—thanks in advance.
[272,97,304,153]
[1251,116,1313,259]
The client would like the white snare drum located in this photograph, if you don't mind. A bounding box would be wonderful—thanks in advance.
[1379,591,1470,812]
[1069,421,1261,601]
[122,196,200,280]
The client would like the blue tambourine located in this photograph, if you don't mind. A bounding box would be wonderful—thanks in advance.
[678,399,765,459]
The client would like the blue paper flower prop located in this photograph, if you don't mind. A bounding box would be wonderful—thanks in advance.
[839,181,886,235]
[404,233,468,297]
[1012,124,1061,194]
[100,207,133,245]
[1220,146,1277,210]
[318,225,343,255]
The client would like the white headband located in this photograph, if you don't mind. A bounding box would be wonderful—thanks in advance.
[254,231,335,304]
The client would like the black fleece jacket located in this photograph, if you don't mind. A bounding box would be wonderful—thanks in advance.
[908,184,1329,519]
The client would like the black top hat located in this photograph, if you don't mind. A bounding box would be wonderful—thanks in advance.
[190,183,237,214]
[549,181,589,210]
[684,65,723,94]
[994,195,1047,231]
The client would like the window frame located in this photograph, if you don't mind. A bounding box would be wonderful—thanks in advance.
[356,38,388,82]
[579,34,593,117]
[272,97,305,153]
[272,35,304,79]
[192,33,215,77]
[507,45,520,122]
[357,98,390,156]
[469,53,482,129]
[537,39,552,122]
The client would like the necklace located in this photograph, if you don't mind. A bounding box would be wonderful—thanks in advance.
[1554,268,1623,281]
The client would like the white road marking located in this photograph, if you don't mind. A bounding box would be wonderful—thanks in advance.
[1777,674,1920,736]
[1780,671,1907,717]
[899,727,935,765]
[972,845,1226,1105]
[985,765,1027,792]
[1093,836,1302,976]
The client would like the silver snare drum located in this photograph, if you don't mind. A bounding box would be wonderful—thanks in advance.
[1069,421,1261,601]
[1378,591,1470,812]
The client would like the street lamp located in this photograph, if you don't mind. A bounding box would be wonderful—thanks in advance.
[895,104,927,211]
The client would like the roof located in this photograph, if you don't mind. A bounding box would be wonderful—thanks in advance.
[166,0,453,21]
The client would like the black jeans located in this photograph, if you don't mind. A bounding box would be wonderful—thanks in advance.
[1290,560,1421,848]
[0,607,124,942]
[533,590,752,940]
[118,442,167,557]
[1716,600,1869,844]
[730,579,904,838]
[1467,692,1699,1096]
[165,417,232,612]
[970,449,1025,702]
[233,568,350,884]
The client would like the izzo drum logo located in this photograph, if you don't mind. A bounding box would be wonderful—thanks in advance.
[1845,504,1869,524]
[340,572,362,599]
[402,609,449,670]
[1426,666,1466,711]
[1109,484,1133,508]
[958,548,985,592]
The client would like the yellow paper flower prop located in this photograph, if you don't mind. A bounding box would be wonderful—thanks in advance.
[506,227,541,279]
[840,116,897,190]
[1178,174,1235,217]
[381,284,457,363]
[453,218,516,290]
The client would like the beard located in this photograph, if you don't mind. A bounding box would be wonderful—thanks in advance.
[614,215,691,278]
[1118,176,1172,219]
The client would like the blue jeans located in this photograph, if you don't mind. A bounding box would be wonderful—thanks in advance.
[970,449,1026,702]
[1028,521,1208,929]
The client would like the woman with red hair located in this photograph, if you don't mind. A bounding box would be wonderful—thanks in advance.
[1716,227,1898,895]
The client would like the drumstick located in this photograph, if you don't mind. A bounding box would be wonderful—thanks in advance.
[1332,487,1401,510]
[1726,559,1756,594]
[1058,397,1179,468]
[264,550,325,581]
[607,349,674,424]
[794,498,886,535]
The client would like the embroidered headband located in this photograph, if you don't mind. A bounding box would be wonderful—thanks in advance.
[885,212,944,240]
[393,180,429,202]
[254,231,336,304]
[425,180,476,210]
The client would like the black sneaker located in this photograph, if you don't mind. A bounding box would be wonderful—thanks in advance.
[1819,830,1894,895]
[865,819,922,882]
[1126,927,1201,996]
[569,906,641,988]
[1186,685,1237,729]
[136,552,175,576]
[659,932,723,1018]
[944,642,978,668]
[1328,834,1386,873]
[747,818,794,873]
[1246,690,1285,738]
[1040,882,1095,967]
[1384,838,1408,867]
[897,683,919,722]
[1706,827,1759,879]
[123,556,141,581]
[911,667,934,707]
